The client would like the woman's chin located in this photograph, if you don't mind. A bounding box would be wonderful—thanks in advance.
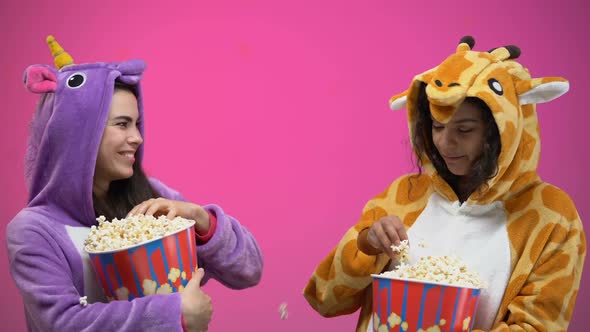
[113,169,134,181]
[448,167,468,177]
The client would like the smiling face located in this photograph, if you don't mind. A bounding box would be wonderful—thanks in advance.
[431,101,486,176]
[93,88,143,195]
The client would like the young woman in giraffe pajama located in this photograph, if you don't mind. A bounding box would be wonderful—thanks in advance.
[304,36,586,331]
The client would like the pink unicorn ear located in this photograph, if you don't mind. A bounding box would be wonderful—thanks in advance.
[24,65,58,93]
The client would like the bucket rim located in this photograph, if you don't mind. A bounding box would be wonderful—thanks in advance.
[84,221,196,255]
[371,274,483,290]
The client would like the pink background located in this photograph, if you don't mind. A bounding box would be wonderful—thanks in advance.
[1,0,588,331]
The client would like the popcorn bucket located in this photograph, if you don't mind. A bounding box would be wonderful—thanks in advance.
[371,275,481,332]
[86,223,197,301]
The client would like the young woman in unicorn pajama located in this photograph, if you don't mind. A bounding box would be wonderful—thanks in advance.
[304,36,586,331]
[6,36,263,332]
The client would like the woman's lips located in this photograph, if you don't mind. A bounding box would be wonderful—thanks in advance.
[118,152,136,163]
[442,155,464,163]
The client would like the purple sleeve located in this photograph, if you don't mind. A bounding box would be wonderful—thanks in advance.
[6,221,183,332]
[150,178,263,289]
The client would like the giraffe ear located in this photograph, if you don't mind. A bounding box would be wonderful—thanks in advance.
[517,77,569,105]
[389,90,408,110]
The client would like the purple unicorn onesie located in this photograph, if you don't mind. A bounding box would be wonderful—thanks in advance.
[6,36,263,331]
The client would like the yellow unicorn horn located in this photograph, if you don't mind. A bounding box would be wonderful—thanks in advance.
[46,35,74,69]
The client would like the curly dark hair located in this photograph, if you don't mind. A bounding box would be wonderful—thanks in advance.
[92,81,160,220]
[411,82,501,201]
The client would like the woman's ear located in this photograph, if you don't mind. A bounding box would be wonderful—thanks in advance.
[24,65,58,93]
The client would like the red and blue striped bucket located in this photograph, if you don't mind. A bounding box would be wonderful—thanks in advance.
[371,275,481,332]
[87,224,197,301]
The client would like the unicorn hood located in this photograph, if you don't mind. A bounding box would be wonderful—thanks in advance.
[389,36,570,204]
[24,36,147,226]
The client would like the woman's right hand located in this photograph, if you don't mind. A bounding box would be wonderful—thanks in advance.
[181,268,212,332]
[364,216,409,259]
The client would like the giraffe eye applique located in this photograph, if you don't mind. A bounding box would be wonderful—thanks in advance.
[66,72,86,89]
[488,78,503,96]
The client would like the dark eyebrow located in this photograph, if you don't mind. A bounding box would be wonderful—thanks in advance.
[111,115,133,122]
[454,119,480,124]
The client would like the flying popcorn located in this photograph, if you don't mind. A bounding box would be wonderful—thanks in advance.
[278,302,288,320]
[84,214,195,252]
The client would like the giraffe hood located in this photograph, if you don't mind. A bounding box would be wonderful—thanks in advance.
[23,36,147,226]
[389,36,570,204]
[305,35,584,332]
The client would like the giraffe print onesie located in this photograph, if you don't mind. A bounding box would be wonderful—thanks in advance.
[304,37,586,332]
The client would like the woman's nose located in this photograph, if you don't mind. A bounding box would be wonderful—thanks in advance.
[439,129,456,148]
[128,128,143,146]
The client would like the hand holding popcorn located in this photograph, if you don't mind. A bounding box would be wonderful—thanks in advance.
[181,268,213,332]
[363,216,408,259]
[128,198,211,235]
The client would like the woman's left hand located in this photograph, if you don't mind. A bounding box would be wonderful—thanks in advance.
[128,198,211,234]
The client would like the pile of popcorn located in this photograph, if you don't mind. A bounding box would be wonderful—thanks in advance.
[84,214,195,252]
[379,240,486,289]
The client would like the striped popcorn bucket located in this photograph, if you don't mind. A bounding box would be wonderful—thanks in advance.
[86,223,197,301]
[371,275,481,332]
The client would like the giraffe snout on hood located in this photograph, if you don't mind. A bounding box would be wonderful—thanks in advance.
[426,78,467,107]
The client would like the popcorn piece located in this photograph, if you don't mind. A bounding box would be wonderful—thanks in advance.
[278,302,288,320]
[373,312,380,330]
[463,316,471,331]
[156,283,173,295]
[378,255,486,289]
[391,239,410,262]
[440,319,446,326]
[418,239,428,248]
[84,214,195,252]
[420,326,441,332]
[401,321,409,330]
[378,324,389,332]
[115,287,129,300]
[143,279,157,296]
[181,271,187,280]
[168,268,181,283]
[79,296,88,307]
[388,312,401,327]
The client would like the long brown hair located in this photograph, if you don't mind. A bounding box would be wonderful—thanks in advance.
[412,82,501,200]
[92,82,160,220]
